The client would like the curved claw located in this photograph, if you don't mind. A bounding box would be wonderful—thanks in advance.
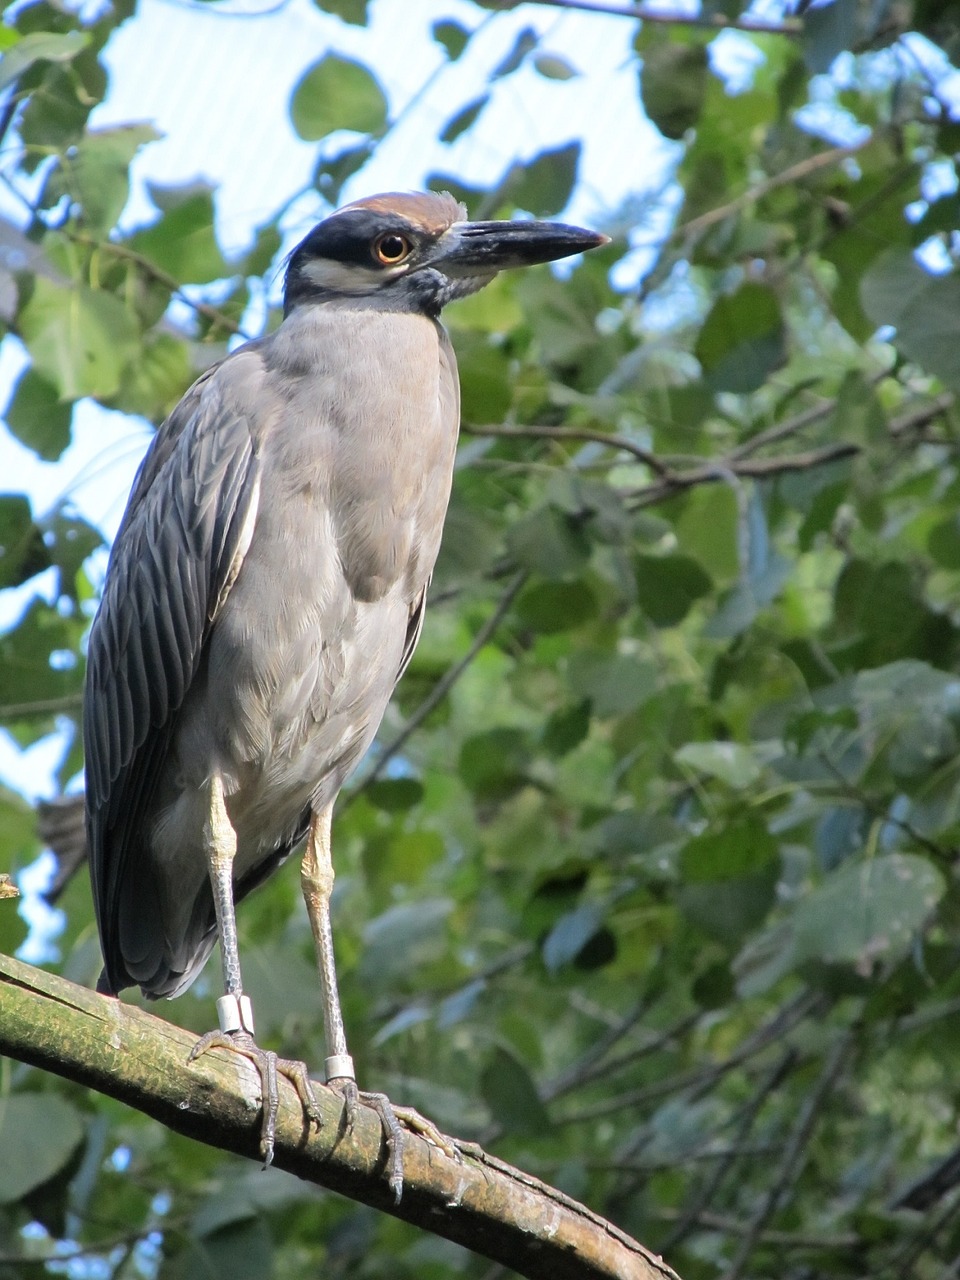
[327,1076,458,1203]
[190,1029,322,1165]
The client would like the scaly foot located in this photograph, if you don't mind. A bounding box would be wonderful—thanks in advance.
[190,1029,322,1165]
[328,1075,459,1203]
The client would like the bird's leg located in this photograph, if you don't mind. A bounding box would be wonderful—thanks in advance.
[301,806,456,1202]
[189,773,320,1164]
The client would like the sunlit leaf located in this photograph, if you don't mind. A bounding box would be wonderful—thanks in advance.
[0,30,89,94]
[131,184,227,284]
[19,278,138,400]
[290,54,387,140]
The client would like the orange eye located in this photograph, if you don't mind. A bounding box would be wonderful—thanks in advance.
[373,233,412,265]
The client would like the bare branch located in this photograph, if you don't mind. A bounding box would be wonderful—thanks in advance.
[626,442,860,508]
[721,1033,852,1280]
[463,422,673,476]
[65,230,249,338]
[501,0,802,37]
[0,953,680,1280]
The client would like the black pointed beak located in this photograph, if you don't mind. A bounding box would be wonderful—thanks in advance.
[434,218,609,275]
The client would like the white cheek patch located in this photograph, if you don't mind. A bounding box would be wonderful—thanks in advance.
[304,258,407,294]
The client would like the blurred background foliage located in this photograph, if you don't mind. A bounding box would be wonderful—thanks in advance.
[3,0,960,1276]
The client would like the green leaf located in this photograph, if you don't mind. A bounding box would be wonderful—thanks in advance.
[131,185,227,285]
[314,139,375,204]
[695,282,786,393]
[289,55,387,140]
[49,124,159,233]
[500,142,581,218]
[439,95,488,144]
[162,1218,273,1280]
[19,278,138,400]
[448,331,512,420]
[861,251,960,390]
[675,741,762,788]
[533,54,578,81]
[567,651,656,717]
[542,901,604,971]
[634,553,712,625]
[506,506,590,579]
[365,778,425,813]
[0,598,84,706]
[0,495,49,588]
[315,0,369,24]
[794,854,944,969]
[492,27,538,79]
[928,516,960,569]
[0,30,90,94]
[0,1095,84,1203]
[542,700,590,756]
[40,507,103,601]
[459,728,529,800]
[480,1047,548,1135]
[515,579,597,633]
[432,19,471,60]
[641,41,708,140]
[678,819,779,945]
[115,332,192,419]
[5,367,72,460]
[364,830,444,890]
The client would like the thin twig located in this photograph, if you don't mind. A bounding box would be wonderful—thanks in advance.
[656,1208,860,1252]
[721,1033,852,1280]
[544,1010,702,1103]
[659,1050,798,1254]
[563,991,822,1129]
[511,0,802,37]
[0,693,83,719]
[625,442,860,509]
[888,391,956,437]
[65,230,249,338]
[463,422,672,476]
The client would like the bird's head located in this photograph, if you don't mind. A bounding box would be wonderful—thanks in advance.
[283,191,608,318]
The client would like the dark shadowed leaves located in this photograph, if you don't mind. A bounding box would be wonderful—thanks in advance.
[695,281,786,393]
[0,1095,84,1203]
[480,1047,548,1134]
[640,40,708,140]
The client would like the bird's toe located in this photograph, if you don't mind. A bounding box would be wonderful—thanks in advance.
[189,1029,321,1165]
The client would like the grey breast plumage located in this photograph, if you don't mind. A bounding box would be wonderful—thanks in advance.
[85,301,460,999]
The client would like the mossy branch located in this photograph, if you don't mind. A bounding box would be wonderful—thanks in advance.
[0,952,679,1280]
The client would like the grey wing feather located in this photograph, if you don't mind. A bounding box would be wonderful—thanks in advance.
[84,371,262,992]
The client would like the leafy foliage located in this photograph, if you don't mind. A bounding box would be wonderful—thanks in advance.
[3,0,960,1276]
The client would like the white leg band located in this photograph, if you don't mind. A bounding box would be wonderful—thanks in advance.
[217,994,255,1035]
[325,1054,355,1082]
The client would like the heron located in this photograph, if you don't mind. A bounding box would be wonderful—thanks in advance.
[83,191,606,1194]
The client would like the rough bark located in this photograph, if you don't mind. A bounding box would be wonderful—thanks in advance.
[0,953,679,1280]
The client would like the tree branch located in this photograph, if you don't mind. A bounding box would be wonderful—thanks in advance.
[0,953,679,1280]
[512,0,802,37]
[625,442,860,508]
[463,422,672,476]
